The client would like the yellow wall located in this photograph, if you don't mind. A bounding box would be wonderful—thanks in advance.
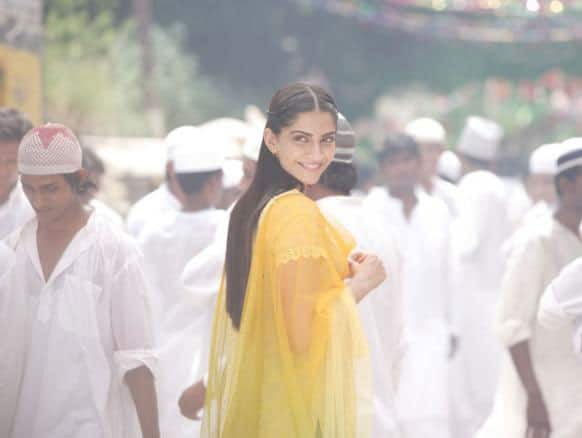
[0,44,42,124]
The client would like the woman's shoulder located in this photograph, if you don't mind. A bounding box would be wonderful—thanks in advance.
[259,190,324,241]
[265,189,320,220]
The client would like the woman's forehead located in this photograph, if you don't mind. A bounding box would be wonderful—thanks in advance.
[283,111,336,133]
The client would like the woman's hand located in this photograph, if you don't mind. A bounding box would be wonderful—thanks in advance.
[526,392,551,438]
[179,379,206,421]
[348,251,386,303]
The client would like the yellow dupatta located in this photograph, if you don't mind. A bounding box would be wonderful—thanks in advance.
[201,190,371,438]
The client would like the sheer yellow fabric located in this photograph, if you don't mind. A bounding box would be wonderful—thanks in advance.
[201,190,371,438]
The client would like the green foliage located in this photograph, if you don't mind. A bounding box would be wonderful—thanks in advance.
[44,3,232,136]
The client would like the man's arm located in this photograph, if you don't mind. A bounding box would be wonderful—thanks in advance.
[509,341,551,437]
[125,365,160,438]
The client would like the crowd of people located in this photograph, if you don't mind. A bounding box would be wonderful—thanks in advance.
[1,80,582,438]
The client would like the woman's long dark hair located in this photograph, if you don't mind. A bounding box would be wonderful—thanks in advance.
[225,82,338,329]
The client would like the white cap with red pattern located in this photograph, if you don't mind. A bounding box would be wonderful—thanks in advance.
[18,123,82,175]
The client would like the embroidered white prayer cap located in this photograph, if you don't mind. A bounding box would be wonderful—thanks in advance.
[172,126,226,174]
[18,123,82,175]
[529,143,561,175]
[164,125,197,162]
[437,150,461,182]
[242,128,264,162]
[405,117,446,145]
[557,138,582,175]
[333,113,356,164]
[457,116,503,162]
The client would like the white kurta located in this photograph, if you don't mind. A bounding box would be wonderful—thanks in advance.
[0,240,21,438]
[364,187,452,438]
[0,182,34,239]
[477,216,582,438]
[538,257,582,356]
[0,213,156,438]
[430,177,459,218]
[126,184,180,238]
[317,195,404,438]
[90,198,124,228]
[137,208,225,438]
[449,170,511,437]
[138,208,226,326]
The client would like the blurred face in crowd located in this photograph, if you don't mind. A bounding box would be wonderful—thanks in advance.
[21,174,79,226]
[265,111,336,186]
[381,150,421,195]
[419,141,445,181]
[0,140,20,203]
[527,173,557,205]
[564,169,582,212]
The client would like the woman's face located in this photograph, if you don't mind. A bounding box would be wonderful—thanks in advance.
[265,111,336,186]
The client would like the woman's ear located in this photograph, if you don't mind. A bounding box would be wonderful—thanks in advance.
[264,128,278,156]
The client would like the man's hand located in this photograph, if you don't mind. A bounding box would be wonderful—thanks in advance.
[526,392,551,438]
[179,379,206,420]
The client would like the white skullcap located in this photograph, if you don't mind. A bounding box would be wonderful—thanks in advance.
[222,159,243,189]
[18,123,82,175]
[164,125,197,162]
[457,116,503,161]
[172,127,225,174]
[529,143,561,175]
[334,113,356,164]
[242,128,264,162]
[437,150,461,182]
[557,138,582,175]
[405,117,446,145]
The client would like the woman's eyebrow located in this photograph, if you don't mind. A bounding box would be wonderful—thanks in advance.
[290,130,312,136]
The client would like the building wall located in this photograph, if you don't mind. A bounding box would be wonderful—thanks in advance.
[0,0,43,123]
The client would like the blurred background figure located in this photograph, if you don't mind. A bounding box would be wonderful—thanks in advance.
[137,125,226,438]
[0,108,34,239]
[450,116,510,438]
[81,146,124,227]
[306,113,404,438]
[126,125,188,237]
[365,134,453,438]
[405,117,458,216]
[478,138,582,438]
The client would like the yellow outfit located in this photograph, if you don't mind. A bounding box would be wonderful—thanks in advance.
[201,190,371,438]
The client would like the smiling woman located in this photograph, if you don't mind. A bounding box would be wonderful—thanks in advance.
[263,111,337,186]
[200,83,385,438]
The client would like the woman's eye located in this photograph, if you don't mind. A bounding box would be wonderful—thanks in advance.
[293,135,308,143]
[321,136,335,144]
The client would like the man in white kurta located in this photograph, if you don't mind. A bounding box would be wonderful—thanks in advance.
[137,127,227,438]
[176,128,262,423]
[1,124,158,438]
[405,117,459,217]
[477,141,582,438]
[449,116,510,437]
[307,113,404,437]
[539,257,582,355]
[0,108,34,238]
[126,126,191,237]
[364,133,453,438]
[4,213,158,438]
